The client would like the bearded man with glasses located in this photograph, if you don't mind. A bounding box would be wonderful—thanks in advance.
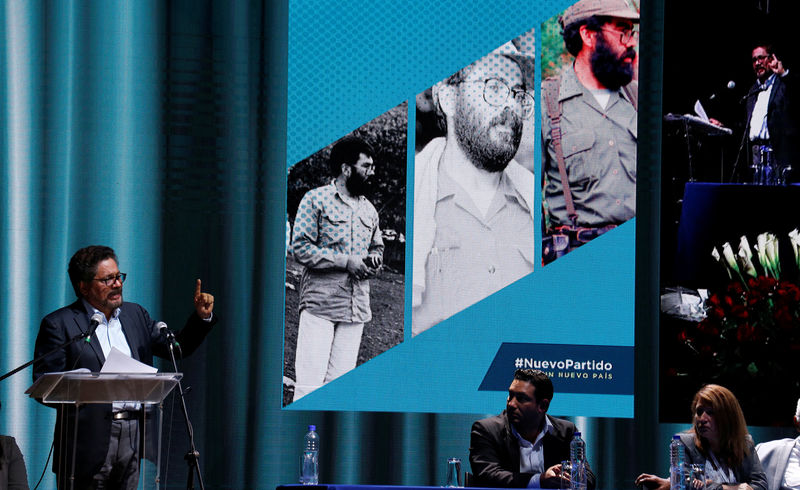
[290,136,384,401]
[33,245,217,489]
[743,44,796,184]
[541,0,639,264]
[412,40,536,336]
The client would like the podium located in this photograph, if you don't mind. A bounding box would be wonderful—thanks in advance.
[27,372,182,490]
[664,113,732,182]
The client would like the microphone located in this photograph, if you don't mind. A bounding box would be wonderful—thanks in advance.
[740,85,760,104]
[157,321,182,358]
[156,321,174,339]
[86,312,104,340]
[709,81,736,100]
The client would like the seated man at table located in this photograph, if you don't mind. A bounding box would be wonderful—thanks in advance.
[469,369,596,488]
[756,397,800,490]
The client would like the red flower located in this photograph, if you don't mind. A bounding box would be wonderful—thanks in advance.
[698,319,720,336]
[774,306,794,330]
[708,306,726,319]
[752,276,777,290]
[729,282,745,296]
[736,323,759,342]
[724,295,735,308]
[730,304,749,319]
[776,282,800,302]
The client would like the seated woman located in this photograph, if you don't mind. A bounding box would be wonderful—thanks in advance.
[636,384,767,490]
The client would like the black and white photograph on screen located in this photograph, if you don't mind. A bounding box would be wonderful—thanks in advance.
[412,29,536,337]
[283,104,407,406]
[658,0,799,426]
[540,0,640,265]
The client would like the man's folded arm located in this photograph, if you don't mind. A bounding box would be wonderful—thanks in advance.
[470,421,534,488]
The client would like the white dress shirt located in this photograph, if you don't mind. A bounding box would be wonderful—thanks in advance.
[512,416,556,488]
[749,74,776,141]
[82,300,136,411]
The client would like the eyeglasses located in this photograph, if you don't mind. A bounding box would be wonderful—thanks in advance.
[92,273,127,286]
[752,54,770,63]
[459,78,534,119]
[600,26,639,45]
[351,161,375,172]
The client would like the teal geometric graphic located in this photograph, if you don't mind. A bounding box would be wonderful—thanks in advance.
[286,0,636,417]
[288,0,573,165]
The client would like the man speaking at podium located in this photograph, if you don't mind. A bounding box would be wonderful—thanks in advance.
[33,245,218,489]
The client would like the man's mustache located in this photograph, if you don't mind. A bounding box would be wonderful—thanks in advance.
[489,109,522,130]
[619,48,637,62]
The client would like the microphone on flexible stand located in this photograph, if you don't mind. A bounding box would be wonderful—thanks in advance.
[709,80,736,100]
[156,321,173,339]
[157,321,182,357]
[158,320,204,489]
[85,312,104,341]
[1,312,106,383]
[740,85,762,104]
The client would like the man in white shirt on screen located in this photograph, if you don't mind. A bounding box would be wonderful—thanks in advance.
[757,398,800,490]
[412,41,536,336]
[743,44,795,184]
[291,136,384,401]
[469,369,596,488]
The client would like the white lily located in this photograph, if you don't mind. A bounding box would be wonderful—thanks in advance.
[790,229,800,270]
[756,233,770,273]
[712,246,731,279]
[738,248,758,277]
[738,236,757,277]
[722,242,740,273]
[765,233,780,278]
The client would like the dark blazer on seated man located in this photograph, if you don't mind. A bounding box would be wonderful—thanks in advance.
[469,369,596,488]
[470,412,596,488]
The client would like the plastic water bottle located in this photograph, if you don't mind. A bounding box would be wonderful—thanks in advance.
[569,431,587,490]
[670,435,686,490]
[300,425,319,485]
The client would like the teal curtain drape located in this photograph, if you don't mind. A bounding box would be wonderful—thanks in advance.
[0,1,270,487]
[1,1,791,489]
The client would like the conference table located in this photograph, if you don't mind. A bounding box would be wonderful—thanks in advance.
[279,485,495,490]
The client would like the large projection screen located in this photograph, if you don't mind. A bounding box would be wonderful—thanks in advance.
[282,0,639,417]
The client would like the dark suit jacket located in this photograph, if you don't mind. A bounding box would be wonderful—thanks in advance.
[32,300,216,483]
[745,72,797,172]
[469,411,596,488]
